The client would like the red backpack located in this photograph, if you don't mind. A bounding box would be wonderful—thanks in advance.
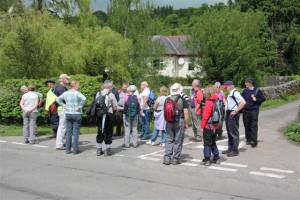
[164,96,181,123]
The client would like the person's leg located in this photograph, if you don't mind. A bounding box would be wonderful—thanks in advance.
[243,110,251,143]
[150,129,159,143]
[161,130,166,145]
[56,111,66,149]
[228,114,240,154]
[143,109,151,139]
[225,111,233,152]
[23,113,30,143]
[50,112,59,138]
[164,123,174,164]
[123,116,130,148]
[104,114,114,155]
[203,128,213,160]
[250,110,259,146]
[131,116,138,147]
[115,112,123,136]
[29,112,37,143]
[65,114,73,153]
[172,120,185,162]
[96,116,104,155]
[190,108,200,138]
[211,130,219,161]
[72,114,82,153]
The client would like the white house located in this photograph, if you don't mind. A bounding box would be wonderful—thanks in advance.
[151,35,200,78]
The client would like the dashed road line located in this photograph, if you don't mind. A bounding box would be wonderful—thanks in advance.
[32,144,49,148]
[139,156,161,161]
[11,142,27,145]
[220,162,248,168]
[181,162,198,167]
[208,166,238,172]
[249,171,285,179]
[260,167,294,174]
[0,140,8,143]
[184,158,202,163]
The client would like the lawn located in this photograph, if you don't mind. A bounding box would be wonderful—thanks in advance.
[284,122,300,144]
[0,124,97,137]
[261,93,300,111]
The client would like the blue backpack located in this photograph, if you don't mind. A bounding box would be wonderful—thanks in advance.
[125,95,140,119]
[147,90,157,107]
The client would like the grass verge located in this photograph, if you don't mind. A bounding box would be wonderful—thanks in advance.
[261,93,300,111]
[284,122,300,144]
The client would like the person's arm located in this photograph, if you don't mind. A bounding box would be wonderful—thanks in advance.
[253,90,265,104]
[201,102,212,129]
[183,108,189,128]
[111,94,118,112]
[77,92,86,111]
[19,97,25,112]
[153,98,159,111]
[56,93,65,106]
[231,93,246,116]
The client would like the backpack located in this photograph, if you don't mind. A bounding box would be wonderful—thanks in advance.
[164,96,181,123]
[208,99,224,127]
[147,90,157,107]
[95,93,109,117]
[125,95,140,119]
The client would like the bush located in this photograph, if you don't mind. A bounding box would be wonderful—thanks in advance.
[284,122,300,144]
[0,74,102,124]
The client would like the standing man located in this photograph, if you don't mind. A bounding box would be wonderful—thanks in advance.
[190,79,204,141]
[222,81,246,157]
[95,80,118,156]
[56,81,86,155]
[45,80,59,138]
[139,81,151,140]
[163,83,189,165]
[242,77,265,148]
[55,74,70,150]
[116,82,129,136]
[20,85,39,144]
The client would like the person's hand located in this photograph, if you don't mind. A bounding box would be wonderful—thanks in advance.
[251,94,257,102]
[230,110,237,117]
[76,108,81,112]
[184,123,189,129]
[140,111,145,117]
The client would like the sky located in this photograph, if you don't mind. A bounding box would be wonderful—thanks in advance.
[90,0,228,12]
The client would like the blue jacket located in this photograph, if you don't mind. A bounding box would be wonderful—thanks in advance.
[241,88,265,111]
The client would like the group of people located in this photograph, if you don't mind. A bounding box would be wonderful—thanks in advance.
[19,74,265,165]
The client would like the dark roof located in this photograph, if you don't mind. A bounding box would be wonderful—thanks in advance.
[152,35,190,56]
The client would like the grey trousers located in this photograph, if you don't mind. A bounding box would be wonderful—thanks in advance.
[22,112,37,142]
[164,119,185,160]
[123,115,138,147]
[190,107,201,137]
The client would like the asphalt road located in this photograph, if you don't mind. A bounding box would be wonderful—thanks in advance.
[0,101,300,200]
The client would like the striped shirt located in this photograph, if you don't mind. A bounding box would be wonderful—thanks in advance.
[56,90,86,114]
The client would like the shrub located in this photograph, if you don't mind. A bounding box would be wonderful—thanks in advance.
[284,122,300,144]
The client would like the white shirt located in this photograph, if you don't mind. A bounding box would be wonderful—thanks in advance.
[140,87,150,110]
[22,91,39,113]
[226,89,245,111]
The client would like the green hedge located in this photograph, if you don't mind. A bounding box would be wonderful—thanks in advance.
[284,122,300,144]
[0,74,192,125]
[0,74,102,124]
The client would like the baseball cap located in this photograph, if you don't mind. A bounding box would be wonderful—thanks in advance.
[223,81,234,86]
[45,80,55,84]
[245,77,255,84]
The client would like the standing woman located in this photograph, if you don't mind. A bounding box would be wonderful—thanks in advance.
[147,86,168,146]
[20,85,39,144]
[56,81,86,155]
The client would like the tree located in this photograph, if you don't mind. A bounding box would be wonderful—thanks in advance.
[190,9,277,85]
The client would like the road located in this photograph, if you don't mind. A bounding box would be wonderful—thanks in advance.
[0,101,300,200]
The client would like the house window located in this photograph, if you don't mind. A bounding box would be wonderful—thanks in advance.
[153,59,163,68]
[188,58,195,71]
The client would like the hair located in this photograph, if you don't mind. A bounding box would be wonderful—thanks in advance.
[102,80,113,89]
[192,79,200,87]
[128,85,137,92]
[20,85,28,93]
[204,86,217,99]
[170,83,183,95]
[27,84,35,91]
[160,86,168,96]
[141,81,148,87]
[70,80,79,88]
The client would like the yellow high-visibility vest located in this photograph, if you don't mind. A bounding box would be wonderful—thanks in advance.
[45,89,57,111]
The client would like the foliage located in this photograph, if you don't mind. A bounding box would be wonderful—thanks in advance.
[284,122,300,144]
[189,9,277,85]
[261,93,300,111]
[0,74,102,124]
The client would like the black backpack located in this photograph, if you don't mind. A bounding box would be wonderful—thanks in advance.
[95,93,109,117]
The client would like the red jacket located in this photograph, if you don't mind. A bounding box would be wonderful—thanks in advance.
[194,90,204,116]
[200,93,220,130]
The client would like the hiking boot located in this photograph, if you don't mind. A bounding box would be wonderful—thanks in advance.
[96,148,103,156]
[66,150,71,154]
[211,156,220,164]
[227,151,239,157]
[246,140,251,145]
[104,148,112,157]
[202,158,211,166]
[250,142,257,148]
[172,159,181,165]
[24,140,29,144]
[163,157,171,165]
[222,150,231,155]
[73,149,80,155]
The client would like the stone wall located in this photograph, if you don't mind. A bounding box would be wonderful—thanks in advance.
[264,76,293,86]
[260,80,300,100]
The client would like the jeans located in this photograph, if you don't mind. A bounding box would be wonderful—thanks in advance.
[123,115,138,147]
[151,129,166,144]
[243,110,259,144]
[141,109,151,139]
[65,114,82,153]
[203,128,219,159]
[164,119,185,161]
[225,111,240,152]
[22,112,37,143]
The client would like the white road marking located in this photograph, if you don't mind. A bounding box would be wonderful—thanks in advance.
[195,139,246,150]
[208,166,238,172]
[0,140,8,143]
[113,154,125,157]
[181,162,198,167]
[250,171,285,179]
[260,167,294,174]
[11,142,27,145]
[184,158,202,163]
[220,162,248,168]
[151,154,164,157]
[139,157,161,161]
[298,179,300,182]
[32,144,48,148]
